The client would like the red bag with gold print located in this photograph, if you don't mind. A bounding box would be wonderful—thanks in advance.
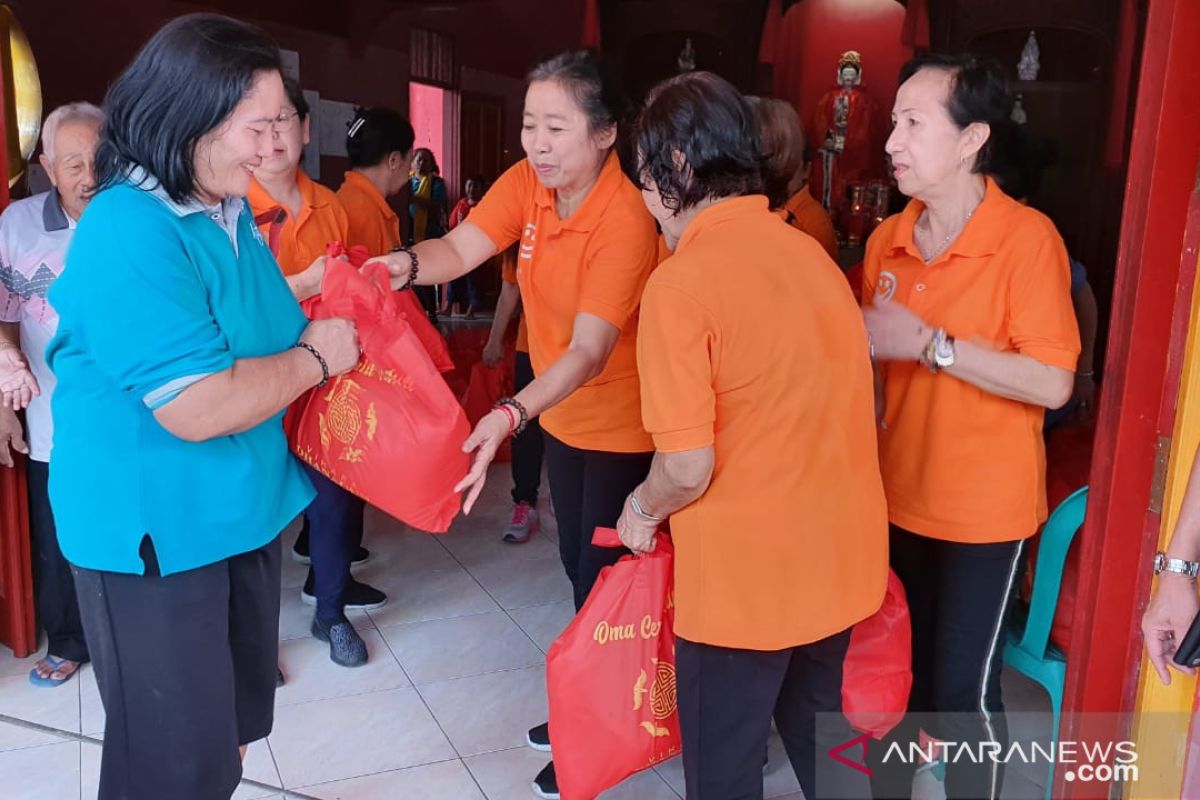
[547,528,680,799]
[289,248,470,532]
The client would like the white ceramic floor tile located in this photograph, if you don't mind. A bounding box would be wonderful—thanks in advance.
[378,611,543,685]
[0,671,80,751]
[276,628,410,706]
[296,758,485,800]
[465,746,681,800]
[0,741,80,800]
[466,556,573,611]
[80,737,281,800]
[463,746,556,800]
[508,600,576,653]
[418,665,548,757]
[354,528,461,577]
[269,687,454,787]
[234,739,285,800]
[764,733,803,797]
[364,567,499,628]
[278,587,370,642]
[0,640,46,679]
[79,664,104,737]
[438,516,562,569]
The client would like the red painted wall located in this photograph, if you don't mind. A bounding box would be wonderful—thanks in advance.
[766,0,911,143]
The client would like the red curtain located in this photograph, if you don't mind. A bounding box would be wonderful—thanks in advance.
[581,0,601,51]
[760,0,912,147]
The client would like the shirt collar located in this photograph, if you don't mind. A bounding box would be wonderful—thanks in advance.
[127,165,244,221]
[532,150,624,233]
[676,195,771,252]
[42,189,72,232]
[886,176,1014,262]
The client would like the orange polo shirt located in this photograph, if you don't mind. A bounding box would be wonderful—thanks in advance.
[337,170,401,256]
[500,249,530,354]
[468,152,658,453]
[862,177,1080,543]
[248,171,350,276]
[782,188,838,261]
[639,196,888,650]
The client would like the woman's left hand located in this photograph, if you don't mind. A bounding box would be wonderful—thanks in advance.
[454,409,511,514]
[862,298,933,362]
[616,493,659,555]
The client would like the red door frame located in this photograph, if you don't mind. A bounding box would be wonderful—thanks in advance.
[0,6,37,658]
[1059,0,1200,796]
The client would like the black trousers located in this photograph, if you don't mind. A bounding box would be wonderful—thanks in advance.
[301,464,364,621]
[868,526,1027,800]
[510,351,544,506]
[676,630,870,800]
[27,459,88,663]
[72,536,282,800]
[542,433,652,611]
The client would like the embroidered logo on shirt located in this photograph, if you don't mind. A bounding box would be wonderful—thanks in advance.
[876,270,898,302]
[519,223,536,261]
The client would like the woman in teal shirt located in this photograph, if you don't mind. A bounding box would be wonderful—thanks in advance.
[45,15,358,800]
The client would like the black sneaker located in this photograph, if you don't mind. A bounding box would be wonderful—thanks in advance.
[532,761,558,799]
[526,721,551,752]
[302,574,387,611]
[311,615,368,667]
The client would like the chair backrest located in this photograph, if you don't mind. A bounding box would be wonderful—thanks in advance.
[1018,486,1089,660]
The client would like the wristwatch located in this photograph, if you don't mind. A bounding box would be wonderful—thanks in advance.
[920,328,957,373]
[933,329,957,370]
[1153,552,1200,578]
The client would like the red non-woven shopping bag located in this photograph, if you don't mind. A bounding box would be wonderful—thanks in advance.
[459,361,513,463]
[289,249,470,532]
[842,570,913,739]
[306,243,454,373]
[547,528,681,799]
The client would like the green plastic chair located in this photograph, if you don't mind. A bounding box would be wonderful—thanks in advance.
[1003,486,1088,800]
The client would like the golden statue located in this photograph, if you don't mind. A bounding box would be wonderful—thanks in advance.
[0,4,43,189]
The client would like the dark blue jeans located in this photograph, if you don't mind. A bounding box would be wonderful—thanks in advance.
[301,464,364,621]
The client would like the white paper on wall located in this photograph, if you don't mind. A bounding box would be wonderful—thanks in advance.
[302,89,321,180]
[318,99,358,158]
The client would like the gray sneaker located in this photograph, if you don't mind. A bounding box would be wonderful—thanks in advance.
[503,502,541,543]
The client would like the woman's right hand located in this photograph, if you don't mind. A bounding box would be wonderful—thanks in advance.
[1142,573,1200,685]
[481,338,504,369]
[300,318,360,377]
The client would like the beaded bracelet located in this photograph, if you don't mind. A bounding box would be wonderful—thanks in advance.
[494,397,529,436]
[295,342,329,387]
[389,245,420,291]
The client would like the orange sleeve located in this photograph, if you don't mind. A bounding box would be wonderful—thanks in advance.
[577,208,658,329]
[861,226,885,306]
[467,160,532,252]
[637,279,718,453]
[1005,225,1081,371]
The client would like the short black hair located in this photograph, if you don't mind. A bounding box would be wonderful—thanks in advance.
[899,53,1012,174]
[94,13,283,204]
[527,50,625,135]
[633,71,764,213]
[282,77,309,121]
[346,107,416,168]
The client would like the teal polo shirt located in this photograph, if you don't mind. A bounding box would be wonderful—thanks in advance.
[46,173,315,576]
